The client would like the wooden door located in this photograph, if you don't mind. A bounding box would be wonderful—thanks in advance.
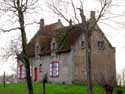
[34,67,38,81]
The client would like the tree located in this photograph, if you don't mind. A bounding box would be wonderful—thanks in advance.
[47,0,113,94]
[1,35,22,60]
[96,72,116,94]
[0,0,41,94]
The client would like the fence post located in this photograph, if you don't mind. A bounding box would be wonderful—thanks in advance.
[43,73,47,94]
[3,72,5,87]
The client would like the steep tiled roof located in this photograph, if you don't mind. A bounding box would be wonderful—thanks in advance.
[26,22,83,57]
[55,24,82,51]
[26,22,63,57]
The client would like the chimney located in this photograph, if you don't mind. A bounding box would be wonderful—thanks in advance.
[58,19,61,23]
[69,19,72,26]
[39,18,44,30]
[89,11,96,29]
[90,11,95,19]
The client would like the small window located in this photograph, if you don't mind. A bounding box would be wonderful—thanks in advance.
[81,41,85,48]
[35,44,40,55]
[97,40,105,49]
[39,64,42,72]
[52,43,56,50]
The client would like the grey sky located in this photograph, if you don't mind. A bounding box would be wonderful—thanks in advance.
[0,0,125,75]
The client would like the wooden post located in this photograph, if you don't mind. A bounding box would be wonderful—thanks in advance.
[43,73,47,94]
[3,72,5,87]
[43,81,45,94]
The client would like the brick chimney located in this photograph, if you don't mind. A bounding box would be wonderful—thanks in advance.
[90,11,95,19]
[69,19,72,26]
[89,11,96,29]
[58,19,61,23]
[39,18,44,31]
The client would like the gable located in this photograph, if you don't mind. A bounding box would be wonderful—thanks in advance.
[94,25,114,49]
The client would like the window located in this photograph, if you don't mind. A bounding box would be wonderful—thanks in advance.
[18,65,32,79]
[18,65,26,79]
[35,45,40,54]
[52,43,56,50]
[49,61,59,77]
[81,41,85,48]
[39,64,42,72]
[97,40,105,49]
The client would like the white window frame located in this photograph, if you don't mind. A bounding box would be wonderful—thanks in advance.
[49,61,59,77]
[18,65,32,79]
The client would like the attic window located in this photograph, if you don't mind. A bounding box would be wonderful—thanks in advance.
[52,43,56,50]
[81,41,85,48]
[35,43,40,55]
[97,40,105,49]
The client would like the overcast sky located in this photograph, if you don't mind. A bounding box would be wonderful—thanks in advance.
[0,0,125,75]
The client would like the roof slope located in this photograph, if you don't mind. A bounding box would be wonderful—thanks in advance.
[26,23,83,57]
[18,21,113,59]
[26,21,63,57]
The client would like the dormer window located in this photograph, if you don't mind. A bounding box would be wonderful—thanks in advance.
[80,34,85,48]
[97,40,105,49]
[51,37,57,51]
[35,39,41,56]
[81,40,85,48]
[35,44,40,55]
[52,43,56,50]
[36,45,39,49]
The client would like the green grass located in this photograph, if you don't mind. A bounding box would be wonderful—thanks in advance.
[0,82,124,94]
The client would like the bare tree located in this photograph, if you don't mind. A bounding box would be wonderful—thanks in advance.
[47,0,113,94]
[0,0,42,94]
[1,34,22,60]
[96,72,116,94]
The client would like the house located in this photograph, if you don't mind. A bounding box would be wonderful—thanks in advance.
[117,68,125,86]
[17,11,116,84]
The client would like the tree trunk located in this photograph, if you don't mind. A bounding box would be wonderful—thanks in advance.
[85,31,92,94]
[18,8,33,94]
[80,9,93,94]
[24,56,33,94]
[20,19,34,94]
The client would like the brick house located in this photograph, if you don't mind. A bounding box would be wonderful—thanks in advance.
[17,11,116,84]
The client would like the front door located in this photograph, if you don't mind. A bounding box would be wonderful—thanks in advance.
[34,67,38,81]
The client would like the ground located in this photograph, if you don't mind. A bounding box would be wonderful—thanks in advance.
[0,82,124,94]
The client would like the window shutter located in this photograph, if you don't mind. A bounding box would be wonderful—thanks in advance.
[30,66,32,77]
[56,63,59,77]
[17,67,20,78]
[49,63,52,76]
[20,65,22,79]
[22,66,25,78]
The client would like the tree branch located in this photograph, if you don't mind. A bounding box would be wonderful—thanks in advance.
[71,0,80,23]
[24,21,38,28]
[47,1,71,24]
[89,0,112,32]
[0,27,20,32]
[22,0,29,12]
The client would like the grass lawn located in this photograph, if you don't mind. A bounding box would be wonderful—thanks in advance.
[0,82,124,94]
